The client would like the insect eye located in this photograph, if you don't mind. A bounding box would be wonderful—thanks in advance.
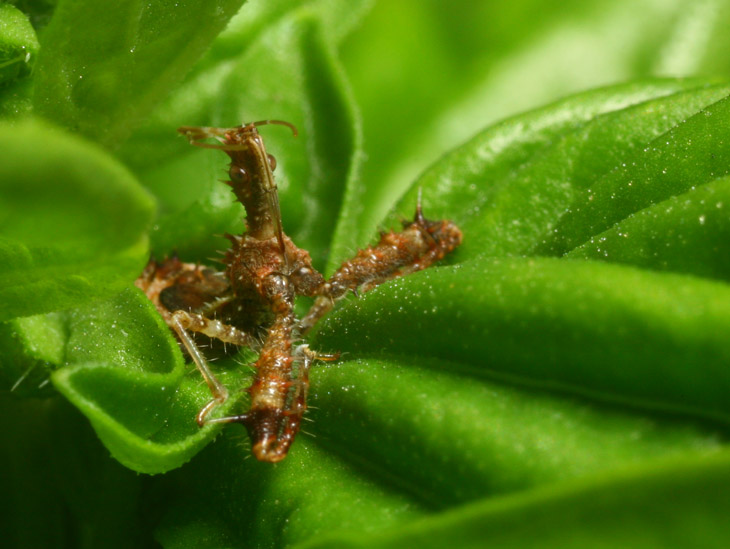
[267,153,277,171]
[229,165,249,184]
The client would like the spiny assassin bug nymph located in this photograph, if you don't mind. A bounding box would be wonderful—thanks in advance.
[136,120,462,463]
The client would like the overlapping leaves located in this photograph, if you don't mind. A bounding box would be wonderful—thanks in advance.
[130,79,730,547]
[2,1,730,548]
[52,78,730,546]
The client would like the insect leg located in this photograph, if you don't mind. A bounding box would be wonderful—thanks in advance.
[172,310,257,347]
[298,205,462,334]
[171,310,257,425]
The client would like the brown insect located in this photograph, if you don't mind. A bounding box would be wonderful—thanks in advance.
[136,120,462,463]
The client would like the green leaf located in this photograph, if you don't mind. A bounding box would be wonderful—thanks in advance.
[315,258,730,422]
[537,92,730,255]
[51,287,252,474]
[301,450,730,548]
[5,0,59,30]
[153,353,722,546]
[384,81,730,263]
[308,356,721,504]
[566,175,730,281]
[0,3,39,86]
[155,436,426,549]
[0,119,153,321]
[32,0,246,146]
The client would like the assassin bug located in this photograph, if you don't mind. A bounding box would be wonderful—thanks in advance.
[136,120,462,462]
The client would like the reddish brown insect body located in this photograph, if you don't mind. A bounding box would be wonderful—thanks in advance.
[136,121,462,463]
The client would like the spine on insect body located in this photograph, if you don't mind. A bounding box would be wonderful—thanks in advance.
[226,163,281,242]
[242,349,310,463]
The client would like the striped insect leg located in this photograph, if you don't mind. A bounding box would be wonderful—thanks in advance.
[299,204,462,333]
[171,310,257,425]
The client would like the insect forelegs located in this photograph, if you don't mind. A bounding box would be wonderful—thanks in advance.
[172,310,257,348]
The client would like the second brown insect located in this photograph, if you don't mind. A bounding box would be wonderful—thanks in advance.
[136,120,462,463]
